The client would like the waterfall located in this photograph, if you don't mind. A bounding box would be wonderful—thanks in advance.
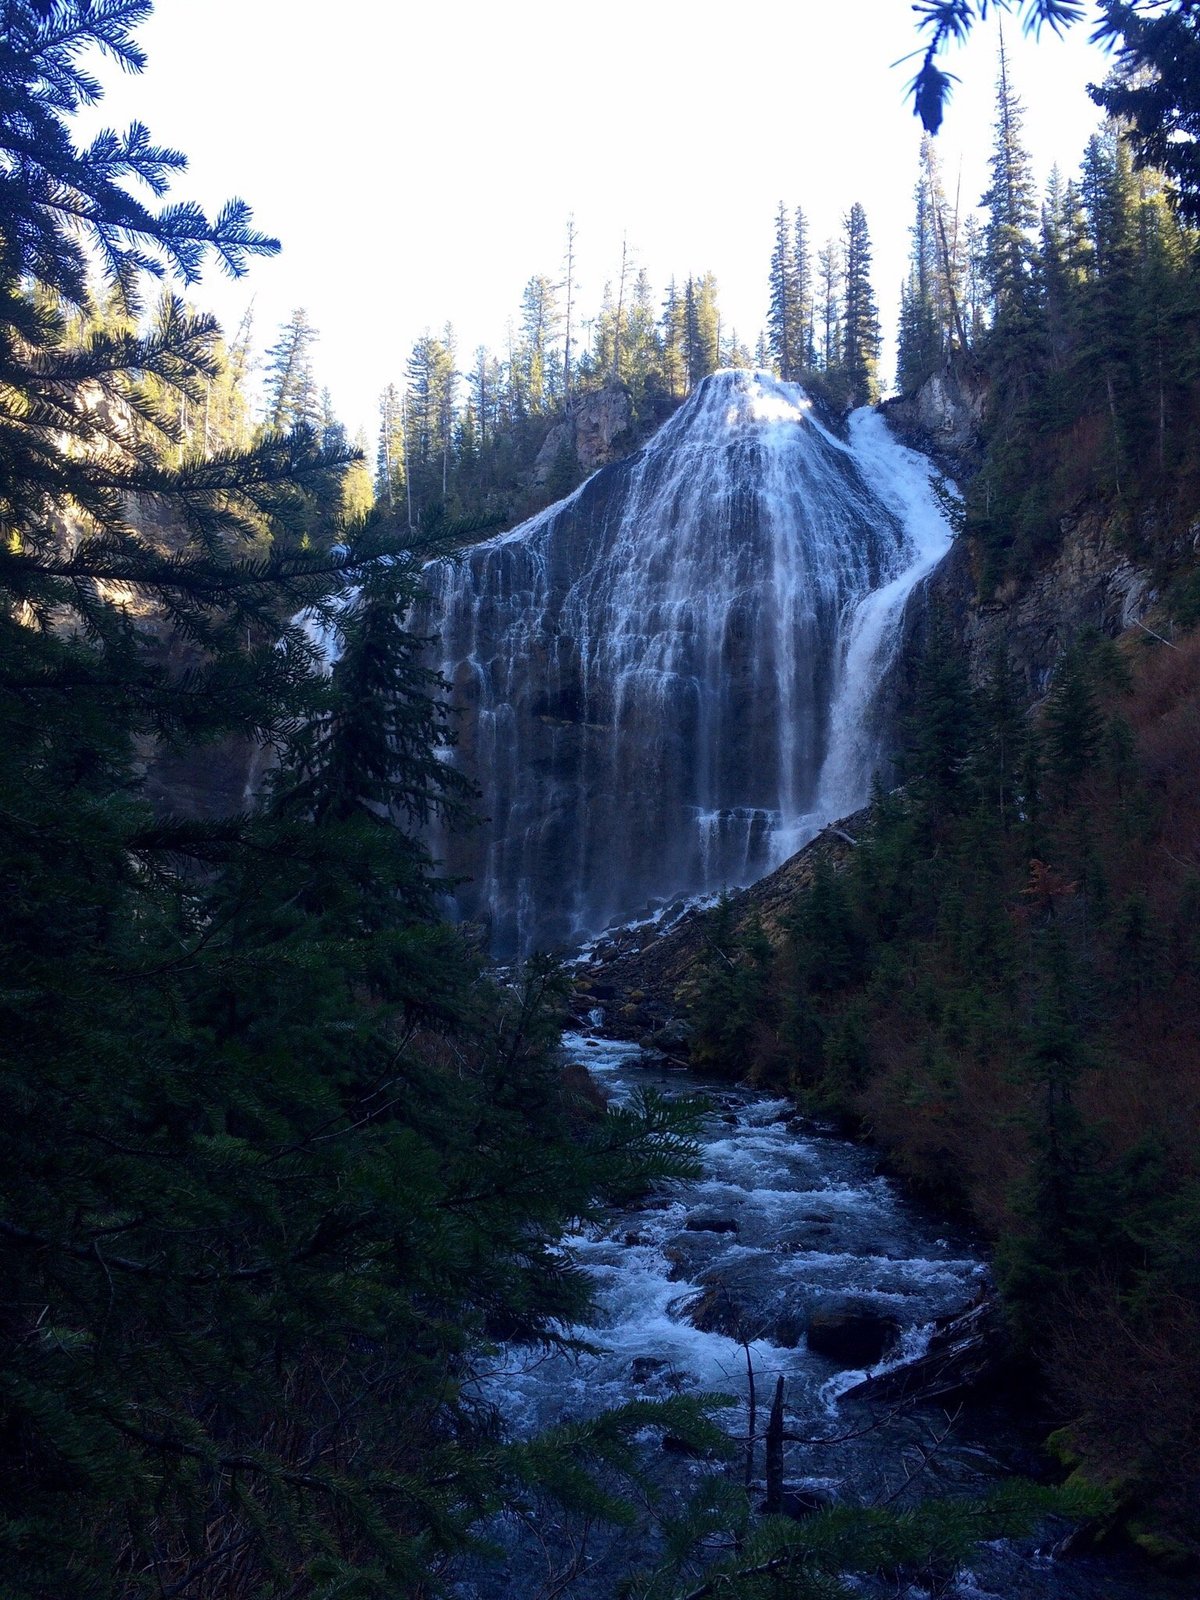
[427,370,952,956]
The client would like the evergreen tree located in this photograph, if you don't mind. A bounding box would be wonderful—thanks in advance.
[904,608,978,821]
[816,238,843,373]
[897,138,959,389]
[517,272,562,412]
[1093,3,1200,224]
[661,275,687,399]
[1038,166,1090,370]
[404,326,456,515]
[793,203,815,370]
[683,272,720,389]
[767,201,799,379]
[375,379,406,510]
[981,35,1039,324]
[562,213,577,405]
[0,10,711,1593]
[470,342,503,451]
[624,266,664,401]
[342,425,374,523]
[263,306,320,431]
[1041,644,1104,806]
[842,203,882,405]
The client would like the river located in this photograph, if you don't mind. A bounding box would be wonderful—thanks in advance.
[456,1032,1196,1600]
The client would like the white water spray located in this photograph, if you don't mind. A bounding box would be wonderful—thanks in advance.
[428,371,952,954]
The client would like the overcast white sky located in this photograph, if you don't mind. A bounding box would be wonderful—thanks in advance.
[77,1,1115,439]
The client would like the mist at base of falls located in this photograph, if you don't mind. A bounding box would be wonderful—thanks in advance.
[427,370,953,956]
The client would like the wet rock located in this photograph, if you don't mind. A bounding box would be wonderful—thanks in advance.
[661,1433,712,1458]
[772,1314,806,1350]
[840,1292,1006,1404]
[684,1215,739,1234]
[630,1356,669,1384]
[646,1019,693,1055]
[806,1301,901,1368]
[682,1284,748,1339]
[630,1356,690,1393]
[662,1247,690,1282]
[623,1231,649,1247]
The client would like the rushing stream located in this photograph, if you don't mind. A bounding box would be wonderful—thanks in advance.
[458,1032,1197,1600]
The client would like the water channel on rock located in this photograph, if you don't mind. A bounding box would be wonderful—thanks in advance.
[457,1032,1198,1600]
[427,372,952,958]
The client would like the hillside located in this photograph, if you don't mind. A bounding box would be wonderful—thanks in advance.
[586,447,1200,1562]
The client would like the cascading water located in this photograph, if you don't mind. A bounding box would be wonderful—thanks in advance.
[427,370,952,956]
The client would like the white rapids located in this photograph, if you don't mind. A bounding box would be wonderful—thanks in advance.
[456,1037,1000,1600]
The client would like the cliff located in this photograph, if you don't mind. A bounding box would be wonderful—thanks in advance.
[888,364,1179,701]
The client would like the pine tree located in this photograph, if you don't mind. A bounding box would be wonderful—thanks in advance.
[404,326,457,515]
[1093,3,1200,225]
[263,306,320,431]
[1042,644,1104,807]
[842,203,882,406]
[0,10,712,1593]
[981,34,1039,325]
[903,608,978,822]
[683,271,720,389]
[767,201,798,379]
[897,140,955,390]
[1038,166,1089,370]
[624,266,663,401]
[793,204,815,370]
[562,214,577,406]
[470,342,503,451]
[376,379,406,510]
[816,238,843,373]
[518,272,562,412]
[342,426,374,523]
[661,276,687,399]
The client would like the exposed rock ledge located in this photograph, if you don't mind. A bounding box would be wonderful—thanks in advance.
[532,384,633,484]
[928,511,1160,699]
[571,813,866,1038]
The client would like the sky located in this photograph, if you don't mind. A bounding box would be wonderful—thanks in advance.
[75,0,1118,441]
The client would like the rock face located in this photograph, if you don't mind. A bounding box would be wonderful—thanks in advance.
[572,814,864,1034]
[883,361,988,476]
[929,511,1158,698]
[532,384,634,484]
[426,371,951,957]
[888,361,1162,699]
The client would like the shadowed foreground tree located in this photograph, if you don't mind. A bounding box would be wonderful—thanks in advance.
[0,6,714,1596]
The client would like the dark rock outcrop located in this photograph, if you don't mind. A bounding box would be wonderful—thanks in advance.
[805,1301,901,1368]
[840,1292,1008,1404]
[578,814,863,1032]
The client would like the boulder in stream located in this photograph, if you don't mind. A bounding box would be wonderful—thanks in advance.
[644,1019,694,1056]
[840,1292,1007,1404]
[681,1284,750,1339]
[806,1300,901,1367]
